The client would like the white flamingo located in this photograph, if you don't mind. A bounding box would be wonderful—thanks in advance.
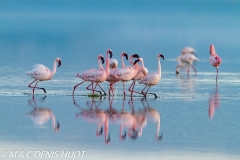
[209,44,222,80]
[27,58,61,94]
[27,96,60,132]
[137,54,164,99]
[73,54,105,95]
[176,47,199,74]
[128,57,148,96]
[106,52,128,96]
[113,54,140,97]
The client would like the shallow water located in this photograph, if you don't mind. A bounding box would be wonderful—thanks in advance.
[1,0,240,159]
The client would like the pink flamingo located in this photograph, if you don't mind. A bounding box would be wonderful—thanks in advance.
[128,57,148,96]
[176,47,199,74]
[209,44,222,80]
[87,49,112,96]
[27,58,61,94]
[73,49,112,96]
[106,52,128,96]
[73,54,105,95]
[136,54,164,99]
[113,54,140,97]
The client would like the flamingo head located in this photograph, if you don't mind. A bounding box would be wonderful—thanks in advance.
[54,121,60,132]
[157,54,164,60]
[56,58,61,67]
[210,44,216,55]
[120,131,127,141]
[105,135,111,145]
[128,128,138,140]
[107,49,113,58]
[131,54,140,59]
[98,54,105,64]
[133,58,143,65]
[121,52,128,60]
[156,133,163,141]
[181,47,196,54]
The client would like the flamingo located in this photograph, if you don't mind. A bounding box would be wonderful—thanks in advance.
[27,96,60,132]
[73,54,104,95]
[109,57,118,69]
[209,44,222,80]
[86,49,112,96]
[27,58,61,94]
[74,97,110,144]
[209,83,220,119]
[136,54,164,99]
[176,47,199,74]
[113,54,140,97]
[128,57,148,96]
[106,52,128,96]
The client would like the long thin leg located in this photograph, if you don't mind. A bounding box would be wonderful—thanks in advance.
[28,79,46,94]
[32,80,38,94]
[141,85,147,93]
[123,82,126,98]
[96,84,106,96]
[143,86,157,99]
[143,86,151,97]
[187,64,190,74]
[216,67,218,81]
[191,65,197,74]
[72,81,85,95]
[86,82,102,96]
[109,83,115,96]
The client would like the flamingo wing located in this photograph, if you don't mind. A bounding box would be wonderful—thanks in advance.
[139,73,159,86]
[88,68,107,82]
[27,64,51,80]
[114,67,136,81]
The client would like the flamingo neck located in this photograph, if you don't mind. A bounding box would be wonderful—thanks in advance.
[50,60,57,79]
[121,55,125,68]
[104,116,109,143]
[105,52,110,75]
[129,57,139,68]
[98,57,104,70]
[157,57,161,77]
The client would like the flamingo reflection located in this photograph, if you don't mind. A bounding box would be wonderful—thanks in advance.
[27,96,60,132]
[209,83,220,119]
[138,98,163,140]
[73,96,110,144]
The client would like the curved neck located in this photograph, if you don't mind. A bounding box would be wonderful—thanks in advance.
[50,112,57,130]
[50,60,57,78]
[157,57,161,77]
[156,119,160,138]
[129,57,139,68]
[104,116,109,143]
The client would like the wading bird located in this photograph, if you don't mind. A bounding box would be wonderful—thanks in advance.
[128,57,148,96]
[106,52,128,96]
[176,47,199,74]
[136,54,164,99]
[73,54,104,95]
[209,44,222,80]
[113,54,140,97]
[27,58,61,94]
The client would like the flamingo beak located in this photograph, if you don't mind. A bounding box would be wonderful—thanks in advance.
[58,60,62,67]
[108,50,113,58]
[134,59,140,65]
[159,54,164,60]
[123,52,128,60]
[101,56,105,64]
[132,54,139,58]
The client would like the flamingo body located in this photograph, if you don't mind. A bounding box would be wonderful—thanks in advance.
[209,44,222,79]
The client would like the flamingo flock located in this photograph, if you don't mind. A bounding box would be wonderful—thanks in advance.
[27,44,222,98]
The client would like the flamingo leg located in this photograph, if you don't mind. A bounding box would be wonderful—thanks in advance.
[216,67,218,80]
[140,85,147,94]
[72,81,85,95]
[123,82,126,98]
[86,83,102,96]
[191,65,197,74]
[28,79,46,94]
[109,83,115,96]
[96,84,106,96]
[187,64,190,74]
